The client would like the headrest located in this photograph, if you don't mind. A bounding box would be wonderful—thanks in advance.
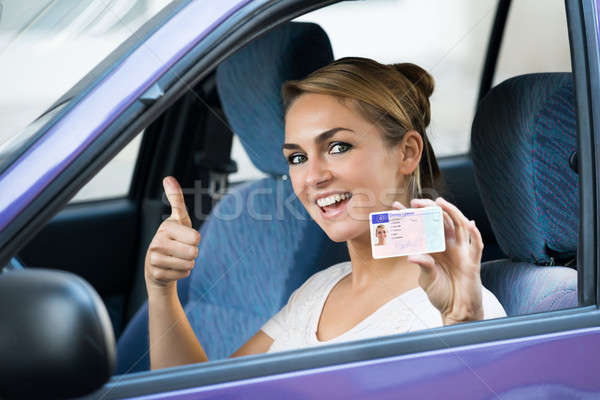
[471,73,579,264]
[216,22,334,176]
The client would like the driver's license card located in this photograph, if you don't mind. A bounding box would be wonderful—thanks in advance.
[369,206,445,259]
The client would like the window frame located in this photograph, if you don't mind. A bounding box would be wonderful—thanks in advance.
[567,0,600,306]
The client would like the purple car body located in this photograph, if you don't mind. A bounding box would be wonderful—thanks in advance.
[1,1,599,399]
[130,328,600,399]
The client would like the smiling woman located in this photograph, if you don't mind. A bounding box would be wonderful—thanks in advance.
[273,57,506,344]
[145,56,506,368]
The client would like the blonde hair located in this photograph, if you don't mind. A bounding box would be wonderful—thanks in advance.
[282,57,443,199]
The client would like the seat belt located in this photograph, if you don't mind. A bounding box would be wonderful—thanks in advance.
[195,109,237,201]
[193,106,237,223]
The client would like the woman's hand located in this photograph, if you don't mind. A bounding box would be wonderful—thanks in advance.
[145,177,201,296]
[393,197,484,325]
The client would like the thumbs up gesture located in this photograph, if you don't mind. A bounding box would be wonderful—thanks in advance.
[145,177,201,294]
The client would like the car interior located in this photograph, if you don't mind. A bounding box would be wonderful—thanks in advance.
[8,0,581,382]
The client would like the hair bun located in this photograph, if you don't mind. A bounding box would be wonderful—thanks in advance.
[391,63,434,99]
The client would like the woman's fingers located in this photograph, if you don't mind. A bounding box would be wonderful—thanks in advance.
[435,197,470,244]
[149,252,195,271]
[150,237,199,260]
[145,179,202,290]
[392,201,407,210]
[410,198,436,209]
[409,198,456,243]
[163,176,193,228]
[160,220,202,245]
[149,265,191,284]
[442,210,456,242]
[468,220,484,256]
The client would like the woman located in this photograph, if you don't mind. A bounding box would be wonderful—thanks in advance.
[375,225,387,246]
[145,57,506,369]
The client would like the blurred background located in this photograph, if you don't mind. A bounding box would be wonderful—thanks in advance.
[0,0,570,202]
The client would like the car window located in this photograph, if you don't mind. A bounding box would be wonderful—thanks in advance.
[70,132,143,202]
[0,0,171,161]
[493,0,571,86]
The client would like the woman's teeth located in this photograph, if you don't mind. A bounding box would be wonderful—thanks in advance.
[317,193,352,207]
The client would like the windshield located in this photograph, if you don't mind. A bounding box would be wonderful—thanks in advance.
[0,0,172,159]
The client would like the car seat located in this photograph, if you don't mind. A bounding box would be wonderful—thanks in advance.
[116,22,347,373]
[472,73,578,316]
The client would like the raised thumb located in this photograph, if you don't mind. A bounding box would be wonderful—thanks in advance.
[163,176,192,227]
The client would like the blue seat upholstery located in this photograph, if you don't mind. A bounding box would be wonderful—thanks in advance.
[472,73,578,316]
[116,22,346,373]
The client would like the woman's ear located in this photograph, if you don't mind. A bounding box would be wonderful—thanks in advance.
[397,130,423,175]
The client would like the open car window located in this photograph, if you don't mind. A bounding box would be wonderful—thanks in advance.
[71,0,580,366]
[217,0,578,352]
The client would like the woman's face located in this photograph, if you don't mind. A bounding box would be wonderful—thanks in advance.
[376,226,387,243]
[283,93,407,243]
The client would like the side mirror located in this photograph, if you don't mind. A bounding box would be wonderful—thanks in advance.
[0,268,116,399]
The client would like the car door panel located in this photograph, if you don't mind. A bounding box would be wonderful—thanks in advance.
[88,310,600,399]
[17,199,139,335]
[18,199,138,295]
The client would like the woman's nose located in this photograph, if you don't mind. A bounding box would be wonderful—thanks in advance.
[305,159,332,187]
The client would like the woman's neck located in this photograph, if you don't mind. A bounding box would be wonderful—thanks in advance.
[345,233,421,292]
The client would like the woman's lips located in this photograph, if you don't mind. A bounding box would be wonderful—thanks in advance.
[318,196,351,220]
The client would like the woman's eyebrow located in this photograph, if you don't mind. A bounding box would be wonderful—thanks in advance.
[282,127,355,151]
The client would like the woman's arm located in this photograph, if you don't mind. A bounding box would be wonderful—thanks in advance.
[146,177,208,369]
[229,330,274,358]
[147,177,274,369]
[148,286,209,369]
[148,287,273,368]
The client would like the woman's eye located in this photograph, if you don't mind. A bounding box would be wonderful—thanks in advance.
[287,153,307,165]
[329,142,352,154]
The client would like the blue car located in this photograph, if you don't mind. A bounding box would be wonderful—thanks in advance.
[0,0,598,398]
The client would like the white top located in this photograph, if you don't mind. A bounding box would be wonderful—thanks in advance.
[261,261,506,353]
